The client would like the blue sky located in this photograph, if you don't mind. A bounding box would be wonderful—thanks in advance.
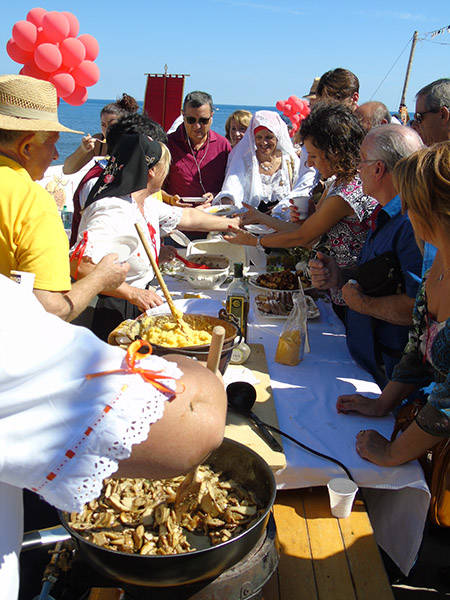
[1,1,448,111]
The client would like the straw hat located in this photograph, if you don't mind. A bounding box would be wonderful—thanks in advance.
[303,77,320,100]
[0,75,83,133]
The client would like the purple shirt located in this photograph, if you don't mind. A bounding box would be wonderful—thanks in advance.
[165,124,231,196]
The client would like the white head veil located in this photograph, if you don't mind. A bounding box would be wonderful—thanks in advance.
[215,110,299,208]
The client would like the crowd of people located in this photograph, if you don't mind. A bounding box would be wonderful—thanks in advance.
[0,68,449,596]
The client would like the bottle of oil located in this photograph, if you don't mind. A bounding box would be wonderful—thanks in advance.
[226,262,249,340]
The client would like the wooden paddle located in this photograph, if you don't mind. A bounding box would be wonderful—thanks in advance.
[206,326,225,374]
[134,222,186,328]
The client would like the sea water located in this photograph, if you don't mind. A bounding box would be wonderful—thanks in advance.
[56,100,274,163]
[56,99,408,163]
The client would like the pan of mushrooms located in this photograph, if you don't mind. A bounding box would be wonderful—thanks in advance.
[59,438,276,587]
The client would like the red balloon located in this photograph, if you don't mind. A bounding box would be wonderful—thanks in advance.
[283,103,293,115]
[49,72,75,98]
[26,7,47,28]
[35,27,51,46]
[72,60,100,87]
[62,12,80,38]
[64,84,88,106]
[42,11,69,43]
[77,34,99,61]
[60,37,86,69]
[6,39,33,64]
[34,43,62,73]
[299,104,310,118]
[288,95,302,112]
[20,60,49,80]
[12,20,37,52]
[276,100,285,112]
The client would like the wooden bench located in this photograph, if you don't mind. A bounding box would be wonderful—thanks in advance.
[263,487,394,600]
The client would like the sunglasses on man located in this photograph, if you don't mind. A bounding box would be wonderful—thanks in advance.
[184,115,212,125]
[413,107,445,124]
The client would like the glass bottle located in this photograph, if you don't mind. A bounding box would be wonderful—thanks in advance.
[226,262,249,340]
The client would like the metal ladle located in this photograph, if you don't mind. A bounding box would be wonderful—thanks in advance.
[226,381,354,480]
[226,382,283,453]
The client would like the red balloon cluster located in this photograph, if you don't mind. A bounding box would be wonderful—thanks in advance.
[276,96,311,137]
[6,8,100,106]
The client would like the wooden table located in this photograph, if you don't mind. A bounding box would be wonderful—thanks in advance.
[263,488,394,600]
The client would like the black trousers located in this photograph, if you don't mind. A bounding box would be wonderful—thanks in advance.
[91,295,142,342]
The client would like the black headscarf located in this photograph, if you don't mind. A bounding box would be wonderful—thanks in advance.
[85,133,162,208]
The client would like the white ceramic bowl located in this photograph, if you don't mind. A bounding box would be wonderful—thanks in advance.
[96,235,138,262]
[183,254,231,289]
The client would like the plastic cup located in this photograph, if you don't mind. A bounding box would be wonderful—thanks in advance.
[327,478,358,518]
[10,270,35,293]
[290,196,309,219]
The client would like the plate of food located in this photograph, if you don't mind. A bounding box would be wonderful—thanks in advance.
[244,224,276,235]
[205,205,238,216]
[255,292,320,320]
[249,269,312,292]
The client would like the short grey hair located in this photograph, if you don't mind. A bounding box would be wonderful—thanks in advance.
[365,124,424,172]
[416,78,450,111]
[183,91,213,112]
[369,102,391,127]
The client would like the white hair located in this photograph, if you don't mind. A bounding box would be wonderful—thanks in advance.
[365,124,424,172]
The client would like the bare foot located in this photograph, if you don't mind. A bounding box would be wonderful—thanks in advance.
[355,430,393,466]
[337,394,384,416]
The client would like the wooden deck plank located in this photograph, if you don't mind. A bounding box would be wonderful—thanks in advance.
[338,498,394,599]
[272,490,317,600]
[303,488,357,600]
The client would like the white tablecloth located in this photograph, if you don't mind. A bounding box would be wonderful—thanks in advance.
[161,276,430,575]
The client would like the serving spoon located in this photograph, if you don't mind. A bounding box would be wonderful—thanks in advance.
[226,381,353,479]
[174,251,210,270]
[226,382,283,452]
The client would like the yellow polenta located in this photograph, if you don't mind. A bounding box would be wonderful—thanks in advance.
[139,315,212,348]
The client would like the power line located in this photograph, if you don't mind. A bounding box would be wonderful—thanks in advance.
[369,36,413,101]
[421,39,450,46]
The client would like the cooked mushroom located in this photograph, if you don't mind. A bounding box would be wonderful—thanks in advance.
[67,466,261,555]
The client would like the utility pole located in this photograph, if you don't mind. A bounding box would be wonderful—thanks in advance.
[399,30,418,112]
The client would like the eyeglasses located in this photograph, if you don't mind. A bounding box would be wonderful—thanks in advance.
[413,109,441,124]
[184,116,212,125]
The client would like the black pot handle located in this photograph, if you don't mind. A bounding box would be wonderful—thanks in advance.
[218,309,243,344]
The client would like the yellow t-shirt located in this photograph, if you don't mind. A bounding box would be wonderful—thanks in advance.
[0,155,71,291]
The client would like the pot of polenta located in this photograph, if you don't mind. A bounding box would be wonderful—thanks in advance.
[108,309,242,374]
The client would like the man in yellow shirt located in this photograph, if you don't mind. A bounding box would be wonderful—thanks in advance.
[0,75,128,321]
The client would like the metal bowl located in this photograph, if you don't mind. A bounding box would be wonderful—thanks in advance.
[59,438,276,587]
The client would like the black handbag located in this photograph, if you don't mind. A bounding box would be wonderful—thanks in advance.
[356,251,405,297]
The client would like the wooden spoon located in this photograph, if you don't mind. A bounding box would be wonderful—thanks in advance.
[135,223,191,335]
[206,326,225,374]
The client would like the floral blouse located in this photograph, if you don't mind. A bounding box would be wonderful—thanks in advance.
[392,273,450,436]
[324,176,378,305]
